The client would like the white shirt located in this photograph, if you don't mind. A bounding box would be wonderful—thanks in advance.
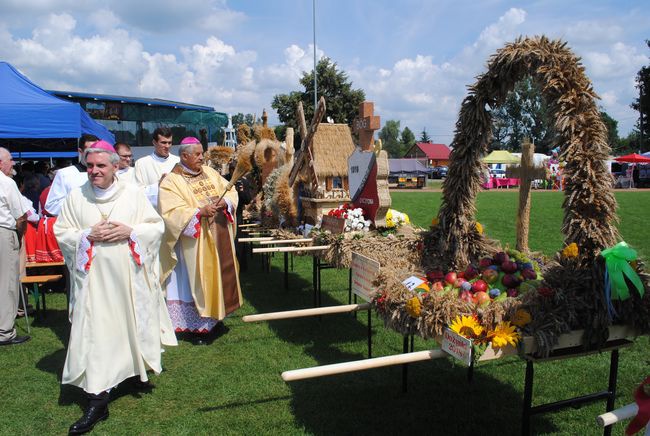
[45,164,88,216]
[134,153,180,207]
[0,171,28,229]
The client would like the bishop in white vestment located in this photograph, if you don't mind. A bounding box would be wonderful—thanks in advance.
[54,141,176,434]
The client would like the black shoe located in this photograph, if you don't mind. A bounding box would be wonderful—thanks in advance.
[68,405,108,435]
[129,376,154,392]
[0,335,31,346]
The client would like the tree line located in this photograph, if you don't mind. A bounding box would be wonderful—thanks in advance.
[227,42,649,156]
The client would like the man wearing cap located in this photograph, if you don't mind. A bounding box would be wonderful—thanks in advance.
[158,137,242,338]
[115,142,136,184]
[0,147,30,346]
[134,126,179,206]
[54,141,177,434]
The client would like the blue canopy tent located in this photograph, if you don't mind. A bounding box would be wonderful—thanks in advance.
[0,61,114,156]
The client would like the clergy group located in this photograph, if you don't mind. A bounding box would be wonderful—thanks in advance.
[0,128,244,435]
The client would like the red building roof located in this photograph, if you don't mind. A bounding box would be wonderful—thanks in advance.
[410,142,451,160]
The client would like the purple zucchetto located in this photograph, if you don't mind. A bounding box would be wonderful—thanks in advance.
[180,136,201,145]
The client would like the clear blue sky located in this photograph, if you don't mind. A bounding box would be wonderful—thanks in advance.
[1,0,647,143]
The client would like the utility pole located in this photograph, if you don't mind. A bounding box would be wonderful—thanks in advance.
[313,0,318,110]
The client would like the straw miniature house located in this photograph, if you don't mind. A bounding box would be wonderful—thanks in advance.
[296,123,356,224]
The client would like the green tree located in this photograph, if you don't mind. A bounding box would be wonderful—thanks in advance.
[231,113,255,129]
[420,128,431,143]
[379,120,402,157]
[271,57,365,130]
[490,76,557,154]
[400,126,416,155]
[600,110,621,152]
[631,40,650,151]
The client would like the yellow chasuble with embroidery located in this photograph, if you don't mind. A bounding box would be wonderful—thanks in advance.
[159,165,242,320]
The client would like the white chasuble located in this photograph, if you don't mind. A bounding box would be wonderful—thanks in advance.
[54,181,177,394]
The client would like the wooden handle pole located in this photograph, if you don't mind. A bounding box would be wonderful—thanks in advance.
[238,223,260,228]
[238,237,274,242]
[596,403,639,427]
[253,245,330,254]
[282,349,447,382]
[257,238,313,245]
[243,303,370,323]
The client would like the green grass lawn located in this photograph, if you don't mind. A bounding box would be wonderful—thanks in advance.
[1,190,648,435]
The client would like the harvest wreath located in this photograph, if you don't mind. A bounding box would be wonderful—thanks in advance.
[304,36,650,359]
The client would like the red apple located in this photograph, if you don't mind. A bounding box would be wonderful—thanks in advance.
[454,277,467,288]
[479,257,493,269]
[474,291,490,306]
[502,274,521,288]
[459,290,474,304]
[464,265,479,280]
[457,271,466,279]
[521,268,537,280]
[494,251,509,264]
[482,269,499,284]
[445,272,457,285]
[501,261,518,274]
[426,270,445,282]
[471,279,488,294]
[431,281,444,293]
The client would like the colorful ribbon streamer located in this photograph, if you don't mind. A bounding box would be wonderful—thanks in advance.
[601,242,645,301]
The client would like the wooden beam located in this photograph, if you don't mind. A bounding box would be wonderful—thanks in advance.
[257,238,313,245]
[243,303,370,323]
[252,245,330,254]
[238,237,274,242]
[238,223,261,228]
[596,403,638,427]
[282,349,447,381]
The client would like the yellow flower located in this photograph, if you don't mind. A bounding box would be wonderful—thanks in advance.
[431,217,439,227]
[403,213,410,224]
[449,315,483,339]
[511,309,532,328]
[489,321,520,349]
[405,297,422,318]
[561,243,578,258]
[385,209,395,228]
[475,222,484,235]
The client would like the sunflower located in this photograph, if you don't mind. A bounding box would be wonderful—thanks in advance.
[489,321,520,349]
[449,315,483,339]
[405,297,422,318]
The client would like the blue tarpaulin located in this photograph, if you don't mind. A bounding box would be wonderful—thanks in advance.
[0,62,114,143]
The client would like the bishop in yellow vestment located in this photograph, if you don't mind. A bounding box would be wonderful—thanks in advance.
[159,138,242,334]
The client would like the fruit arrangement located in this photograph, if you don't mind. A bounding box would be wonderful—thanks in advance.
[410,249,543,306]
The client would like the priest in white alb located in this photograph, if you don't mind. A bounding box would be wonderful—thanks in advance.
[134,126,179,206]
[159,137,242,337]
[54,140,177,434]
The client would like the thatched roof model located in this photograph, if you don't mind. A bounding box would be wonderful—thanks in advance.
[310,123,355,178]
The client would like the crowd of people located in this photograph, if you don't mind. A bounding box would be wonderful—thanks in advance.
[0,127,246,435]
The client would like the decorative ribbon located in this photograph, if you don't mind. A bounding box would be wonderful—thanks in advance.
[626,377,650,435]
[601,242,644,301]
